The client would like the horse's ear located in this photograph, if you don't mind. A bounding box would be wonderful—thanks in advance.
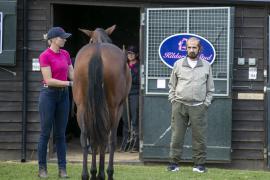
[78,28,93,37]
[105,25,116,35]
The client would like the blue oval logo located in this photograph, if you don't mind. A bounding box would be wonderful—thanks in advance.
[159,33,216,69]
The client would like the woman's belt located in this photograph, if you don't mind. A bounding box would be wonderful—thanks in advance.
[43,84,67,91]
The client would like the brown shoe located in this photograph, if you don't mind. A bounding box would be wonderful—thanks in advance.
[59,168,69,178]
[38,167,48,178]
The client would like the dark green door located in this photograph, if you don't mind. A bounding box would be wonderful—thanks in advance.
[141,7,234,162]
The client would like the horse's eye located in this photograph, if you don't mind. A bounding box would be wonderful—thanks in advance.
[90,39,94,44]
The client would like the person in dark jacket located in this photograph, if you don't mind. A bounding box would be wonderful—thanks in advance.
[120,45,140,152]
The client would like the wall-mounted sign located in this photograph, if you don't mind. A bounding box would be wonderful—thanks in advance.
[248,67,257,80]
[0,12,2,54]
[157,79,166,89]
[159,33,216,69]
[32,58,40,71]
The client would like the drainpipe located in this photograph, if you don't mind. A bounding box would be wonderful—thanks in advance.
[21,0,28,162]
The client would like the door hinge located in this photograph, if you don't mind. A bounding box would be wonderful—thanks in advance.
[140,64,145,90]
[140,13,145,26]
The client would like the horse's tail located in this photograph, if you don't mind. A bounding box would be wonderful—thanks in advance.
[87,46,109,147]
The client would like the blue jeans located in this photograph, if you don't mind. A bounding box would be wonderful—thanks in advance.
[38,87,69,169]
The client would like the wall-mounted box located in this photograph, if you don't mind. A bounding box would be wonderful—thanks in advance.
[248,58,256,66]
[237,57,245,65]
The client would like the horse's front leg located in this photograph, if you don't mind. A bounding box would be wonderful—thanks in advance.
[107,129,117,180]
[81,132,89,180]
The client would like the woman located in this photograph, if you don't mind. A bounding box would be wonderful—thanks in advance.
[121,45,140,152]
[37,27,74,178]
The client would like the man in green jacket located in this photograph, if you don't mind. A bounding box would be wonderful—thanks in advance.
[167,37,215,173]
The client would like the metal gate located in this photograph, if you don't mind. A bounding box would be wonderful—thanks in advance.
[141,7,234,162]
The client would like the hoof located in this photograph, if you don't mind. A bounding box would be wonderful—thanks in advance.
[107,169,114,180]
[97,174,105,180]
[90,176,97,180]
[81,174,89,180]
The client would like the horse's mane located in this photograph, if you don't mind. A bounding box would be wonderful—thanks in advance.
[95,28,112,44]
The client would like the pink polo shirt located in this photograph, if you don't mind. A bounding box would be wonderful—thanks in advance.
[39,48,72,82]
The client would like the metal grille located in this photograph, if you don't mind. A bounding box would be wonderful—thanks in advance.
[146,9,187,77]
[189,9,229,78]
[145,7,232,95]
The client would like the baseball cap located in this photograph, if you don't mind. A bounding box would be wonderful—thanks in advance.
[127,45,138,54]
[47,27,72,40]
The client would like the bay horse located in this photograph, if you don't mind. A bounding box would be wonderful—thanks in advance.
[73,25,131,180]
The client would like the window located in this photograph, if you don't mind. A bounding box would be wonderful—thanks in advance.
[0,1,17,66]
[145,7,234,96]
[0,12,2,54]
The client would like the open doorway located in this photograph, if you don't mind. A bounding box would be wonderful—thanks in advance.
[52,4,141,160]
[53,4,140,57]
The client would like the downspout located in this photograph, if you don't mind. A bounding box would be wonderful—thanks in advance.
[21,0,28,162]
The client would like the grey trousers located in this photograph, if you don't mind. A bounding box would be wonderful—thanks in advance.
[169,102,208,165]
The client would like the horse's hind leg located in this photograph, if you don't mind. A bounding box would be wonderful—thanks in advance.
[81,131,90,180]
[107,105,124,180]
[90,146,97,180]
[77,111,90,180]
[107,128,117,180]
[97,145,106,180]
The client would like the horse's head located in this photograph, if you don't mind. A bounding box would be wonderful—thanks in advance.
[79,25,116,44]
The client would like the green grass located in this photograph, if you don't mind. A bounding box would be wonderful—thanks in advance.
[1,161,270,180]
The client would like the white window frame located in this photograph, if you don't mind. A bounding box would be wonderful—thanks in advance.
[0,12,3,54]
[145,7,233,96]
